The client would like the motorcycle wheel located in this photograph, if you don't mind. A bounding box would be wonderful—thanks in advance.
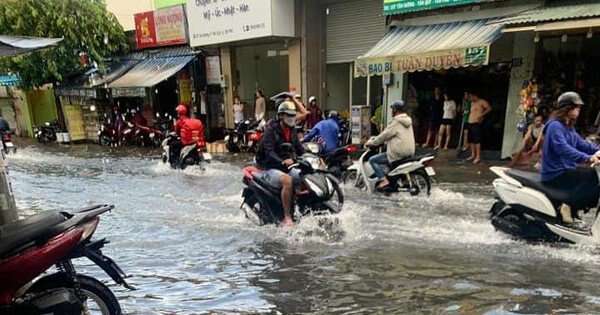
[341,169,357,184]
[409,170,431,196]
[226,141,240,153]
[322,178,344,214]
[26,273,122,315]
[99,135,111,146]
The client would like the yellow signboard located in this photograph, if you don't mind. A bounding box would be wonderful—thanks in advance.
[62,104,86,141]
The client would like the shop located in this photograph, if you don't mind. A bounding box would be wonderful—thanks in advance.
[355,17,513,148]
[498,1,600,158]
[186,0,297,130]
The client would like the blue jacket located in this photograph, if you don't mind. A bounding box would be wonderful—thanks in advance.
[541,119,599,181]
[302,118,340,154]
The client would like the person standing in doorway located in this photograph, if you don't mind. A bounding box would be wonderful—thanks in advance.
[423,87,443,147]
[460,91,472,152]
[371,104,384,135]
[255,89,266,122]
[305,96,323,130]
[466,92,491,164]
[233,95,244,124]
[435,92,457,150]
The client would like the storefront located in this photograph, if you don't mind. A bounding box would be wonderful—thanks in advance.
[186,0,297,130]
[355,17,513,148]
[497,1,600,158]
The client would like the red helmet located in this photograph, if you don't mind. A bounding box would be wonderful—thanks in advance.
[176,104,188,116]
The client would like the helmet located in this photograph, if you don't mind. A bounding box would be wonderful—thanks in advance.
[390,100,406,112]
[277,101,297,116]
[328,110,339,119]
[176,104,188,116]
[557,91,584,108]
[309,96,317,104]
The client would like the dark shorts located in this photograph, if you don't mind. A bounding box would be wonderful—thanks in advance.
[441,119,454,126]
[468,123,482,144]
[544,168,600,210]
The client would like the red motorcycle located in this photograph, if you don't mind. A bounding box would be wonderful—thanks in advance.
[0,204,131,314]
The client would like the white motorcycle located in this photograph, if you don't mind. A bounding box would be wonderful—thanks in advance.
[349,147,436,196]
[490,166,600,244]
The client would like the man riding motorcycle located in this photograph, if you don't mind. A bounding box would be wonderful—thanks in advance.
[302,111,341,155]
[541,91,600,224]
[171,104,206,165]
[365,100,416,190]
[255,101,305,227]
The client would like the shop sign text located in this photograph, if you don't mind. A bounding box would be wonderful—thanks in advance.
[135,5,188,49]
[355,46,489,77]
[384,0,482,16]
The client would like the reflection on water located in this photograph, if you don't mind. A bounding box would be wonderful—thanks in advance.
[7,146,600,314]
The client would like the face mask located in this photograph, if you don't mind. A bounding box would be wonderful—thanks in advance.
[283,116,296,127]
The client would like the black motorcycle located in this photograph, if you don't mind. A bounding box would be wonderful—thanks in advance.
[225,119,263,153]
[34,121,59,144]
[161,132,212,170]
[240,144,344,226]
[303,142,358,182]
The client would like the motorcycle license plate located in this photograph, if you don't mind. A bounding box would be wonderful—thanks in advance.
[425,167,436,176]
[5,143,13,148]
[202,153,212,160]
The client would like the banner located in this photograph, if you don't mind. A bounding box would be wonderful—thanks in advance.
[135,5,187,49]
[384,0,482,15]
[187,0,294,47]
[355,46,489,77]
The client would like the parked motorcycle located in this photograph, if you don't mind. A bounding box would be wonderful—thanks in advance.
[0,204,131,314]
[350,147,436,196]
[225,119,264,153]
[489,166,600,244]
[161,132,211,169]
[1,131,16,155]
[98,113,117,146]
[240,143,344,226]
[34,121,59,144]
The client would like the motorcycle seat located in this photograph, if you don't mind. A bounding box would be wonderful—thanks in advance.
[0,211,68,258]
[506,169,570,205]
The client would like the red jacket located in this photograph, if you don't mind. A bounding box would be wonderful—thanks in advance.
[175,117,206,147]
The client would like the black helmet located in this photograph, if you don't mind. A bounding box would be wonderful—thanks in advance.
[390,100,406,112]
[557,91,584,108]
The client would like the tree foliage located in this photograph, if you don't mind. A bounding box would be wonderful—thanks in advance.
[0,0,128,88]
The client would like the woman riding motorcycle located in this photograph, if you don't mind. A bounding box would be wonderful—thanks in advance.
[541,92,600,223]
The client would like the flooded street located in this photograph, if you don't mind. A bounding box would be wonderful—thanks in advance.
[7,144,600,314]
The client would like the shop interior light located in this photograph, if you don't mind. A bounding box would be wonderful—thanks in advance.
[561,34,568,43]
[90,105,96,112]
[534,33,540,43]
[587,29,593,39]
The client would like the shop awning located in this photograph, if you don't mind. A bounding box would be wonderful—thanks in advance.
[0,74,20,87]
[0,35,62,57]
[108,55,195,89]
[497,1,600,27]
[355,19,503,77]
[89,59,140,88]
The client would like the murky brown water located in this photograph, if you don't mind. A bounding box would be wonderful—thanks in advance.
[7,144,600,314]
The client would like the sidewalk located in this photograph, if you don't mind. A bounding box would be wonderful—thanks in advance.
[418,148,507,184]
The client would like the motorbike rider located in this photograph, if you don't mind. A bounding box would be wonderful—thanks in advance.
[366,100,416,190]
[0,115,10,133]
[255,100,305,227]
[302,110,341,155]
[541,92,600,224]
[172,104,206,164]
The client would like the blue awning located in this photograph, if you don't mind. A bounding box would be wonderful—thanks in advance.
[355,19,504,76]
[0,74,20,87]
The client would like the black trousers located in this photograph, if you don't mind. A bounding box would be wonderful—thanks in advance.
[544,167,600,211]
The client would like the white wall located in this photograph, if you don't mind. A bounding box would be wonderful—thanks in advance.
[105,0,155,31]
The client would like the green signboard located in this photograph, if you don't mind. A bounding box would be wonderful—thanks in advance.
[384,0,481,15]
[154,0,186,9]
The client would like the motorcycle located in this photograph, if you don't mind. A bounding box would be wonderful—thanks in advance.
[225,119,264,153]
[0,204,131,314]
[161,132,212,169]
[350,146,436,196]
[303,142,359,182]
[240,143,344,226]
[489,166,600,244]
[98,113,117,146]
[34,121,59,144]
[1,131,16,155]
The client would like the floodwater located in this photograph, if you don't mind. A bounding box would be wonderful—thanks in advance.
[7,144,600,314]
